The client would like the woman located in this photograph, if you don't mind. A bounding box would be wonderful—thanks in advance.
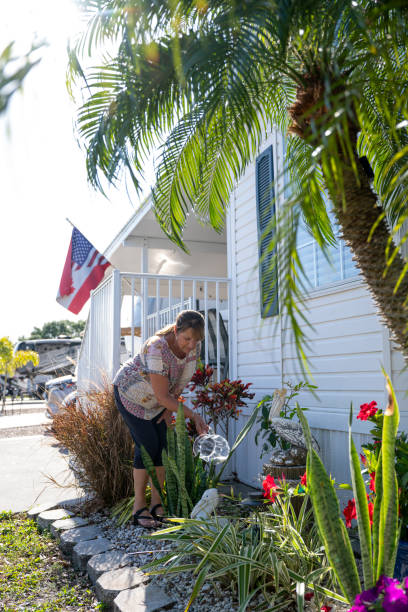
[113,309,208,528]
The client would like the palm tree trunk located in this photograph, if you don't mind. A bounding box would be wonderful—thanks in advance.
[331,152,408,360]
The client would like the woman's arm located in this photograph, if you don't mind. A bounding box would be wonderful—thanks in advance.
[150,373,208,433]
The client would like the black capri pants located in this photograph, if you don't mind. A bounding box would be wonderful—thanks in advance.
[114,385,167,469]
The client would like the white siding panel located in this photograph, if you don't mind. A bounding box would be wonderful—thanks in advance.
[228,130,402,486]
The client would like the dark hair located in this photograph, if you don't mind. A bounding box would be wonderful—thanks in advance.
[155,310,205,340]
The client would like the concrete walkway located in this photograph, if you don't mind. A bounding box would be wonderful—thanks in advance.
[0,401,83,512]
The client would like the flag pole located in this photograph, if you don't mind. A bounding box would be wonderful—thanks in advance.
[66,217,76,229]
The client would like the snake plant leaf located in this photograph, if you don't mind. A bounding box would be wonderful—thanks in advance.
[372,449,382,579]
[297,405,361,602]
[348,404,374,588]
[377,371,400,578]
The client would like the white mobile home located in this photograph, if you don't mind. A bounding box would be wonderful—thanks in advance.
[77,128,408,491]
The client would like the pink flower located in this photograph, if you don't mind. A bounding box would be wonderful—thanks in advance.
[357,401,378,421]
[369,472,376,493]
[360,453,367,465]
[262,474,278,502]
[343,498,357,528]
[321,606,332,612]
[301,472,307,487]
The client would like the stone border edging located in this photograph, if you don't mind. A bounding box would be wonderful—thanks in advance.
[29,502,176,611]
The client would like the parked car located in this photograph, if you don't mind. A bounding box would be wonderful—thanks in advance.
[45,375,76,416]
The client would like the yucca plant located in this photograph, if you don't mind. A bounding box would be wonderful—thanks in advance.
[296,371,400,604]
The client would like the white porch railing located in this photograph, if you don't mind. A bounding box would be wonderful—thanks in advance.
[77,271,232,392]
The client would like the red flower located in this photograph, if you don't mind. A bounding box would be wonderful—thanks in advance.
[369,472,376,493]
[304,592,314,601]
[343,499,357,528]
[262,475,278,502]
[357,401,378,421]
[300,472,307,487]
[360,453,367,465]
[321,606,332,612]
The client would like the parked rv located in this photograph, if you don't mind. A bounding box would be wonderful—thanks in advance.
[14,337,81,397]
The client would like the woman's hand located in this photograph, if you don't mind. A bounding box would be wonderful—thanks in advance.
[157,409,174,427]
[193,413,209,435]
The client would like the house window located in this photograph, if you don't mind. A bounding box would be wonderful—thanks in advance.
[296,210,358,289]
[256,146,279,317]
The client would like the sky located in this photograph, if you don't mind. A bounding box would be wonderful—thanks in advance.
[0,1,153,342]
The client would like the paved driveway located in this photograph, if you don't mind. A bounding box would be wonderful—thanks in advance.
[0,403,82,512]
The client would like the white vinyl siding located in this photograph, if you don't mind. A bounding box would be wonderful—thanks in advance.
[228,129,408,492]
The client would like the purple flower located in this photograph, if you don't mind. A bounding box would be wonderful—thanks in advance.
[377,575,400,592]
[354,586,378,605]
[348,606,366,612]
[382,582,408,612]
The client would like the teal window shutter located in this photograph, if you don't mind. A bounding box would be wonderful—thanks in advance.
[256,146,279,317]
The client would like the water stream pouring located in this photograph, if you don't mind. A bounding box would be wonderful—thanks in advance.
[193,428,230,464]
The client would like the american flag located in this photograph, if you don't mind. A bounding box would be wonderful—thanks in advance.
[56,227,110,314]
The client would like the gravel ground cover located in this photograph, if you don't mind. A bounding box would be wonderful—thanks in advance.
[0,506,350,611]
[89,508,350,612]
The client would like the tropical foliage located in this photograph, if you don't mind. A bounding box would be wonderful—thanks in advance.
[0,41,42,115]
[145,486,343,611]
[0,337,39,408]
[69,1,408,368]
[296,373,400,604]
[21,319,86,340]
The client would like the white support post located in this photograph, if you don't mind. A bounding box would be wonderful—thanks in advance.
[204,281,208,365]
[181,279,185,310]
[168,279,173,325]
[156,278,160,332]
[112,269,121,378]
[192,280,197,310]
[141,240,148,342]
[216,282,220,382]
[131,277,135,357]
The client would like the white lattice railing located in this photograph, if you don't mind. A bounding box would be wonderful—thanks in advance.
[77,271,232,392]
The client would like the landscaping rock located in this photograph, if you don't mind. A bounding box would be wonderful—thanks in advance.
[72,537,115,571]
[37,508,74,531]
[50,516,88,537]
[114,583,176,612]
[87,550,133,585]
[95,567,148,608]
[27,501,58,519]
[59,524,105,555]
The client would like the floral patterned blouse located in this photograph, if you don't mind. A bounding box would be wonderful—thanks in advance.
[113,335,200,420]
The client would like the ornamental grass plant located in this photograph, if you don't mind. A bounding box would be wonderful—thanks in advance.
[144,481,342,611]
[52,381,134,507]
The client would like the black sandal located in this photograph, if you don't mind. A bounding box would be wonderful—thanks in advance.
[150,503,167,523]
[132,507,158,529]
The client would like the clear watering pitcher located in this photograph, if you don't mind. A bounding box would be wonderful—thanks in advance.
[193,427,230,464]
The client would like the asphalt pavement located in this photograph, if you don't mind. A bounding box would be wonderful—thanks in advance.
[0,400,83,512]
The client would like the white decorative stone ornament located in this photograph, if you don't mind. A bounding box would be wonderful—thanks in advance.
[190,488,219,520]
